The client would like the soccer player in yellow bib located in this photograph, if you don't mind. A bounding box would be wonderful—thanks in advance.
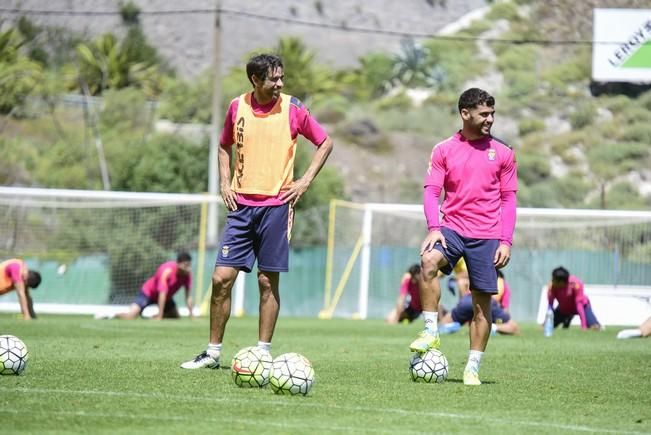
[181,54,334,369]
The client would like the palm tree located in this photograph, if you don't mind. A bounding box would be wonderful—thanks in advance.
[0,28,43,115]
[391,38,445,88]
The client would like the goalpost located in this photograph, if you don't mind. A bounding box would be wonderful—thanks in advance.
[321,200,651,323]
[0,186,229,317]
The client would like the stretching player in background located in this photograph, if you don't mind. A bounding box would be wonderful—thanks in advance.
[617,316,651,339]
[546,266,601,331]
[411,88,518,386]
[439,287,520,336]
[494,269,511,312]
[0,258,41,320]
[386,264,424,324]
[99,252,193,320]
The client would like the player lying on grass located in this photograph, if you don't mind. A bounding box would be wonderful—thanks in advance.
[0,258,41,320]
[97,252,193,320]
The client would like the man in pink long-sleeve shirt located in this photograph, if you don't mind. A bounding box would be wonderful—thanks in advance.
[547,266,601,331]
[409,88,518,386]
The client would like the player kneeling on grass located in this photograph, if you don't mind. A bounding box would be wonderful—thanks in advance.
[546,266,601,331]
[99,252,193,320]
[0,258,42,320]
[385,264,423,324]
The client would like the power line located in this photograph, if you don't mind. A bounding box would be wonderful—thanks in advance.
[0,6,627,46]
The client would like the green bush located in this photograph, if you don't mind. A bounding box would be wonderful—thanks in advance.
[619,123,651,144]
[637,90,651,111]
[569,102,595,129]
[486,2,520,21]
[100,87,150,131]
[587,142,650,182]
[158,72,213,124]
[617,105,651,125]
[542,48,591,93]
[551,174,591,207]
[516,152,551,185]
[311,94,349,124]
[588,181,649,210]
[518,181,561,207]
[112,134,209,193]
[518,118,545,136]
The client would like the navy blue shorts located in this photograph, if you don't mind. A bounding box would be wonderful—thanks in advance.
[216,204,290,273]
[433,227,500,293]
[451,294,511,325]
[554,302,600,328]
[133,290,177,315]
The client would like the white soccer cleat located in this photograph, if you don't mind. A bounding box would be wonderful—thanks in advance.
[180,351,220,369]
[616,329,642,340]
[93,310,115,320]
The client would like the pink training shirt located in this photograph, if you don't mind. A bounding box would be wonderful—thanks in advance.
[399,274,422,312]
[220,94,328,207]
[424,131,518,245]
[548,275,590,329]
[141,261,192,301]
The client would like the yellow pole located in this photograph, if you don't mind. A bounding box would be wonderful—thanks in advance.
[323,198,337,310]
[195,199,208,316]
[319,234,364,319]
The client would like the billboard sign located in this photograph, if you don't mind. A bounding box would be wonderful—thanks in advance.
[592,8,651,82]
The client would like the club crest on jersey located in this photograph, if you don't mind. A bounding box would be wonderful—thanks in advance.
[221,246,230,258]
[487,149,496,161]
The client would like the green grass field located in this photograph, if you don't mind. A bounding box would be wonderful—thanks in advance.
[1,314,649,434]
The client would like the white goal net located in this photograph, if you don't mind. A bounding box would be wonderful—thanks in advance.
[321,200,651,322]
[0,187,223,315]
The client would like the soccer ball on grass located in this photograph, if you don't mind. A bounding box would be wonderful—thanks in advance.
[0,335,29,375]
[231,346,273,388]
[409,349,448,383]
[269,352,315,396]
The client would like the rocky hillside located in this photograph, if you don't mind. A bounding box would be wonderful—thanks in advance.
[2,0,486,77]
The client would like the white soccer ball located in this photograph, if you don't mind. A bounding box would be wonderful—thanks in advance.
[409,349,448,383]
[0,335,29,375]
[231,346,273,388]
[269,352,315,396]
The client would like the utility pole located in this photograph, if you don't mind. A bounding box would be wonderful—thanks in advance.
[207,0,222,245]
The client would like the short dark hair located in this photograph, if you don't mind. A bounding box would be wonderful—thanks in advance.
[246,54,283,85]
[458,88,495,113]
[408,264,421,276]
[27,271,41,289]
[177,252,192,263]
[552,266,570,283]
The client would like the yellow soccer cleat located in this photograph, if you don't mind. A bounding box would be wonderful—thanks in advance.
[463,370,481,386]
[409,330,441,353]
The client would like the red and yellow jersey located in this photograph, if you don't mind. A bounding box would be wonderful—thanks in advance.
[231,92,297,196]
[0,259,26,295]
